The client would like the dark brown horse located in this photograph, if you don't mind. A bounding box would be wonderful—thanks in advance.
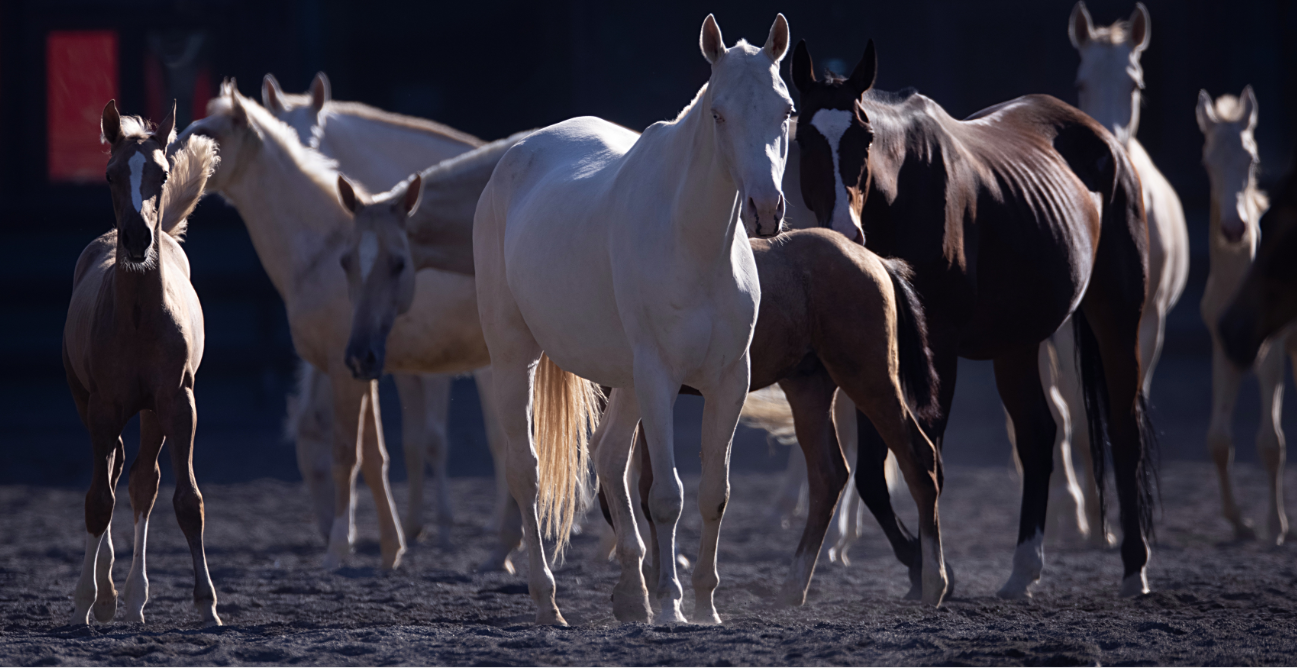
[63,101,221,625]
[792,39,1157,598]
[1221,166,1297,366]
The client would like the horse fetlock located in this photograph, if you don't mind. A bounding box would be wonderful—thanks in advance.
[611,583,652,623]
[92,586,118,623]
[122,576,148,622]
[655,598,688,625]
[195,597,222,626]
[380,543,405,571]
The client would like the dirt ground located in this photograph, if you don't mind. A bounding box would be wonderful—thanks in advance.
[1,460,1294,666]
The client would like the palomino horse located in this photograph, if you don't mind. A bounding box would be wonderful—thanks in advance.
[263,72,502,547]
[179,84,487,570]
[1198,88,1293,544]
[792,40,1157,598]
[1221,164,1297,365]
[64,101,221,625]
[1028,0,1188,548]
[337,157,947,609]
[473,15,791,625]
[334,131,532,572]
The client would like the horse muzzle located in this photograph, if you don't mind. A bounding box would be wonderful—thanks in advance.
[747,193,786,238]
[344,341,386,381]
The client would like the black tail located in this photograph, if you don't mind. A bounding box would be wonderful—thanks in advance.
[1073,311,1159,540]
[882,258,940,423]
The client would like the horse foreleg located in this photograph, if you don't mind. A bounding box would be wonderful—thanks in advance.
[995,346,1056,600]
[693,356,750,624]
[1254,339,1288,545]
[776,372,847,607]
[325,379,364,569]
[75,406,123,625]
[1208,337,1253,540]
[634,356,686,624]
[357,382,406,570]
[395,373,428,542]
[592,388,652,622]
[162,387,221,625]
[423,375,455,547]
[122,410,165,623]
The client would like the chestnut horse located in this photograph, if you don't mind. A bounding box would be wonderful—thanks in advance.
[63,101,221,626]
[792,40,1157,598]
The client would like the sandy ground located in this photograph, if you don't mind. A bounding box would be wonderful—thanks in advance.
[1,460,1295,666]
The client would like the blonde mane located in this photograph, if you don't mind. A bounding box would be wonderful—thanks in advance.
[214,91,351,199]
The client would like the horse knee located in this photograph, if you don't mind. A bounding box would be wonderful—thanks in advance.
[648,482,684,525]
[173,486,205,525]
[698,486,729,524]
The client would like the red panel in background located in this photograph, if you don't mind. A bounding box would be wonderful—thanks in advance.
[47,31,118,183]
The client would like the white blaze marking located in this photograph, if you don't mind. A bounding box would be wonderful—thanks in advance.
[359,231,378,280]
[128,153,146,212]
[809,109,861,238]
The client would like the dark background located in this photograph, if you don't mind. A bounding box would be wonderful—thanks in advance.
[1,0,1294,486]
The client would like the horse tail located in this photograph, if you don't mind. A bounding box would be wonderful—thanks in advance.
[532,353,603,560]
[881,258,940,423]
[1073,312,1159,542]
[160,134,220,240]
[740,386,799,446]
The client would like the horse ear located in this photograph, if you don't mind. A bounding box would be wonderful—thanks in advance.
[221,77,238,98]
[1129,3,1150,53]
[847,40,877,96]
[791,40,814,94]
[401,174,423,219]
[310,72,331,111]
[700,14,726,65]
[262,74,285,113]
[338,175,360,213]
[762,14,790,63]
[156,100,177,146]
[1069,2,1094,49]
[1196,90,1217,134]
[1240,85,1259,132]
[101,99,122,145]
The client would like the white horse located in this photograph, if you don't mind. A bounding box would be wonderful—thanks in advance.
[179,83,488,570]
[474,14,792,625]
[263,72,506,547]
[1197,88,1292,544]
[1008,2,1190,547]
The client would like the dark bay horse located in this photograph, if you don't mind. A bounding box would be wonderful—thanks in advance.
[63,101,221,625]
[1221,166,1297,366]
[792,39,1157,598]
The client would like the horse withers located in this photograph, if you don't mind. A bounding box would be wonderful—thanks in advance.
[63,101,221,626]
[792,39,1157,599]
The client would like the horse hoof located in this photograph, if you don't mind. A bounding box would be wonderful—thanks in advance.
[123,609,145,624]
[1233,522,1258,542]
[477,552,515,575]
[196,601,222,626]
[996,576,1034,600]
[1119,572,1149,597]
[403,524,426,544]
[92,598,117,623]
[536,610,568,626]
[655,603,687,625]
[692,609,722,625]
[903,583,923,601]
[612,593,652,623]
[944,562,957,598]
[381,547,406,571]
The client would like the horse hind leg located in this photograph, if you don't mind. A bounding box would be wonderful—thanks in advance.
[994,346,1056,599]
[395,373,428,543]
[423,376,455,547]
[1254,340,1288,545]
[591,388,652,622]
[776,373,848,606]
[121,410,165,623]
[162,387,221,625]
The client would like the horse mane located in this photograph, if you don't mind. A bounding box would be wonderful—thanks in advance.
[1211,95,1251,123]
[216,91,350,200]
[159,134,220,240]
[322,101,485,149]
[1090,20,1132,45]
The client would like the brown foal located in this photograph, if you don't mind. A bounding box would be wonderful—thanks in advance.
[62,100,221,626]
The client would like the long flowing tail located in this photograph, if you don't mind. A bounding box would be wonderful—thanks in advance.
[1073,311,1159,541]
[740,386,900,492]
[880,258,940,423]
[532,353,604,558]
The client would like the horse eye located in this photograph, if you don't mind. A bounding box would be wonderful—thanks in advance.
[339,254,352,271]
[391,258,405,274]
[712,112,723,123]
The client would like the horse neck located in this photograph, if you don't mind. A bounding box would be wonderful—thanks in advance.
[659,87,744,267]
[318,112,477,191]
[1208,186,1260,261]
[220,138,346,301]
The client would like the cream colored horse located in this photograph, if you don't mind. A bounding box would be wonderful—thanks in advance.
[474,15,792,625]
[180,84,487,570]
[263,73,505,548]
[1197,88,1292,545]
[1008,2,1190,548]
